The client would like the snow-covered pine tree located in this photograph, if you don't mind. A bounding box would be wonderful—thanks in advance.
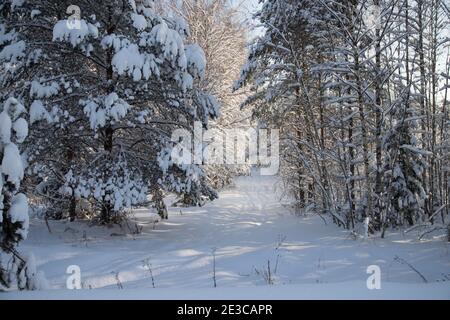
[0,97,46,290]
[1,0,219,223]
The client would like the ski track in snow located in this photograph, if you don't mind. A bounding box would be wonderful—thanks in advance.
[2,172,450,299]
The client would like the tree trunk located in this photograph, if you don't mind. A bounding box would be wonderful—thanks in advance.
[355,51,373,222]
[101,204,112,224]
[373,0,383,230]
[69,196,77,222]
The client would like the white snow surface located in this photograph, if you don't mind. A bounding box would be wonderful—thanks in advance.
[1,172,449,299]
[0,111,12,143]
[131,13,148,31]
[82,93,130,130]
[112,44,146,80]
[13,117,28,143]
[30,100,51,124]
[9,193,29,239]
[1,143,24,186]
[53,20,98,47]
[185,43,206,79]
[0,40,26,63]
[30,81,60,99]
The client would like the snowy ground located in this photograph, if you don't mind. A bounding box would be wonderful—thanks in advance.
[1,172,450,299]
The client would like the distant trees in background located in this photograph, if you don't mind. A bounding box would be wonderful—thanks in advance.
[236,0,450,235]
[162,0,252,190]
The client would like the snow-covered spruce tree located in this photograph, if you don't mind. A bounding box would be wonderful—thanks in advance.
[383,107,428,229]
[0,0,219,223]
[0,98,46,290]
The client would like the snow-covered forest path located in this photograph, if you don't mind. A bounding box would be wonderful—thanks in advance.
[3,171,450,298]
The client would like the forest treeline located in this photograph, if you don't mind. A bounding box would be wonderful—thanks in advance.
[236,0,450,237]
